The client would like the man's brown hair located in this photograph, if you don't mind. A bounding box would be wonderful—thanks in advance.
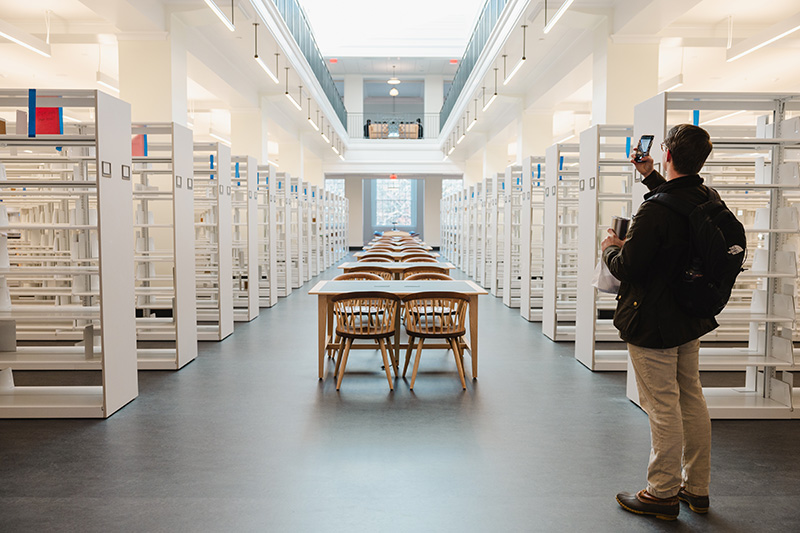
[663,124,713,175]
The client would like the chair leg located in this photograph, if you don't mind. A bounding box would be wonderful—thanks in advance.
[334,336,347,378]
[409,337,425,390]
[449,338,467,390]
[336,338,353,391]
[403,336,415,377]
[377,339,394,391]
[387,335,399,374]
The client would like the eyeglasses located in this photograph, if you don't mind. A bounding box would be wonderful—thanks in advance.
[660,141,669,152]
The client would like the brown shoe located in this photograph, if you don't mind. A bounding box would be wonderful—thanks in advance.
[678,488,709,514]
[616,490,679,521]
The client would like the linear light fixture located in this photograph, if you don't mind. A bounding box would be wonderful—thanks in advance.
[0,19,52,57]
[267,159,280,167]
[483,69,499,112]
[556,132,575,144]
[210,130,231,146]
[543,0,576,34]
[503,25,527,85]
[467,99,478,132]
[726,13,800,62]
[658,73,684,93]
[96,72,120,94]
[321,117,330,143]
[448,144,456,155]
[253,24,279,83]
[308,106,319,131]
[204,0,235,32]
[284,68,302,110]
[699,110,746,126]
[457,118,466,144]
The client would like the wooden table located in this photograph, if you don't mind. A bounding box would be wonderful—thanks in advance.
[363,244,433,251]
[353,251,439,261]
[338,261,455,280]
[308,279,488,381]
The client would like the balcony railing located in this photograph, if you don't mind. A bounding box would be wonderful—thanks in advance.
[440,0,509,129]
[270,0,348,128]
[348,113,440,140]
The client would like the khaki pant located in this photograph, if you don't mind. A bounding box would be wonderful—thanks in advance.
[628,339,711,499]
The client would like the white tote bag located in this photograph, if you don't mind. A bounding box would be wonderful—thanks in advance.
[592,260,620,295]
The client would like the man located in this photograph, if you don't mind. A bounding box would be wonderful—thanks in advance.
[602,124,715,521]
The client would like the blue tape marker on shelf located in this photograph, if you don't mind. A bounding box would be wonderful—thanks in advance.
[235,162,240,178]
[210,154,215,170]
[625,137,631,158]
[559,155,564,171]
[58,107,63,135]
[28,89,36,138]
[143,134,148,157]
[693,110,700,126]
[537,164,541,179]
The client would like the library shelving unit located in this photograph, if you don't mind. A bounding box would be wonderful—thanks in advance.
[542,142,581,341]
[486,173,504,295]
[193,142,233,341]
[502,165,523,307]
[476,180,489,287]
[131,122,198,369]
[300,181,312,282]
[309,185,322,277]
[520,155,546,322]
[573,124,635,371]
[230,155,259,322]
[332,191,348,263]
[0,89,137,418]
[627,91,800,419]
[441,192,458,263]
[320,188,331,270]
[255,164,278,308]
[273,172,292,297]
[289,176,303,288]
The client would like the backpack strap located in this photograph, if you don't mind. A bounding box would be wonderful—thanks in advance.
[646,186,715,217]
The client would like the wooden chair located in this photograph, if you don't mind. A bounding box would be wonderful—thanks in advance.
[402,292,469,390]
[358,253,395,262]
[402,265,450,279]
[347,266,393,280]
[401,255,438,262]
[358,257,393,263]
[404,272,453,281]
[334,272,382,281]
[332,292,400,391]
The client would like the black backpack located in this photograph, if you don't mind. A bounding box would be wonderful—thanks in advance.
[646,187,747,318]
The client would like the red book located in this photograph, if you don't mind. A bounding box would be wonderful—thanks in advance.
[36,107,62,134]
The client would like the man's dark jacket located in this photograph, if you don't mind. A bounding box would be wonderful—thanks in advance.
[602,170,718,349]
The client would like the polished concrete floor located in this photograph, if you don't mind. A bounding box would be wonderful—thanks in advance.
[2,261,800,532]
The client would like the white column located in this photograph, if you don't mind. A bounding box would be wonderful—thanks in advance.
[482,140,507,180]
[424,75,444,138]
[118,16,188,124]
[303,141,323,187]
[517,110,553,162]
[592,21,658,124]
[424,177,442,246]
[463,153,483,186]
[231,107,268,161]
[345,177,362,247]
[344,75,363,137]
[280,140,302,179]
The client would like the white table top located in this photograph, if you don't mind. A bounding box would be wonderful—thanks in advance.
[309,279,487,296]
[338,262,455,271]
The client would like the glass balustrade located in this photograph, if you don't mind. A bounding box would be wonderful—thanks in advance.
[440,0,509,129]
[269,0,347,128]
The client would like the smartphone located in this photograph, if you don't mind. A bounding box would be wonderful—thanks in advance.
[634,135,654,162]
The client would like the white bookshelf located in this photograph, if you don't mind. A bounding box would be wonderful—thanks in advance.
[0,89,137,418]
[309,186,323,276]
[255,164,278,308]
[289,176,303,288]
[503,165,523,308]
[131,122,198,369]
[300,181,312,282]
[520,156,546,322]
[574,124,635,371]
[230,155,259,322]
[193,142,233,341]
[627,92,800,419]
[486,173,503,294]
[273,173,292,297]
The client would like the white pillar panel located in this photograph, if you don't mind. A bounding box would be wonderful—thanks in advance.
[482,142,507,181]
[343,75,364,113]
[345,178,362,247]
[464,154,483,186]
[118,17,188,125]
[517,111,553,162]
[424,177,442,247]
[424,75,444,114]
[304,151,323,187]
[231,108,265,161]
[279,141,302,178]
[592,22,658,124]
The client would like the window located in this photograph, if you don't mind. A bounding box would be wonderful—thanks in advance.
[325,178,345,197]
[375,179,414,226]
[442,178,463,197]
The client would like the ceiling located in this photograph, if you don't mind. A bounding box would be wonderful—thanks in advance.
[327,57,460,79]
[295,0,487,57]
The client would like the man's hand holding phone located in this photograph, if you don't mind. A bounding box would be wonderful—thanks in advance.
[631,135,655,177]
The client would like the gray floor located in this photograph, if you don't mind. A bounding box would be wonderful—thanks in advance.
[2,262,800,533]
